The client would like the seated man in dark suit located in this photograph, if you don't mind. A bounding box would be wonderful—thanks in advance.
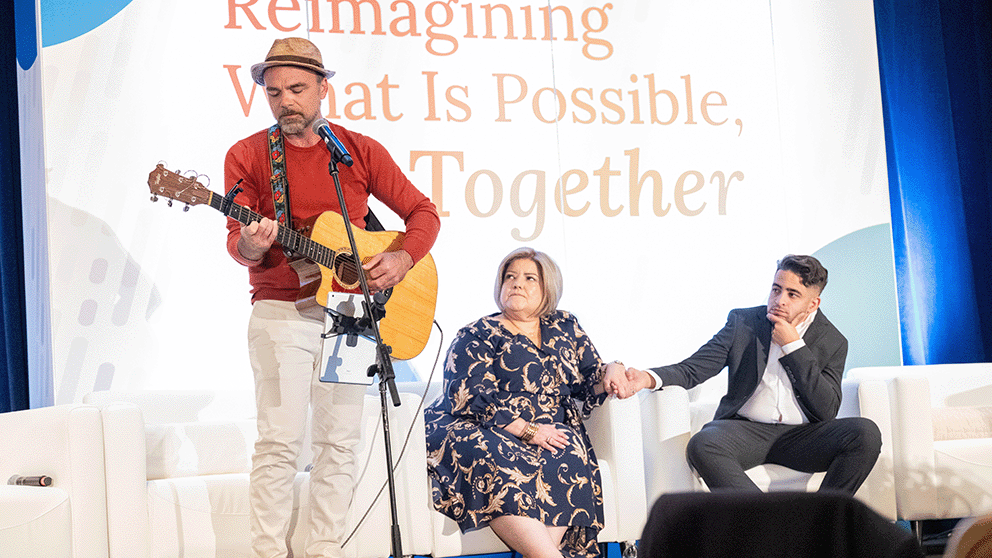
[626,254,881,493]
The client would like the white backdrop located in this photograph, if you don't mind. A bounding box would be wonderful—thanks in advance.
[40,0,891,402]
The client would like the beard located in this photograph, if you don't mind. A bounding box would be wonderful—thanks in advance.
[277,111,314,135]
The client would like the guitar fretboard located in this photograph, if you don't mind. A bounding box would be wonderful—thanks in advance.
[208,192,342,268]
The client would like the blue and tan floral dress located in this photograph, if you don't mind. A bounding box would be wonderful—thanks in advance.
[425,310,609,558]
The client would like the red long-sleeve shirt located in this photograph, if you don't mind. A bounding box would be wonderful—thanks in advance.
[223,123,440,303]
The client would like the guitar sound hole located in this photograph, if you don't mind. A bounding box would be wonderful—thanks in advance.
[333,252,360,289]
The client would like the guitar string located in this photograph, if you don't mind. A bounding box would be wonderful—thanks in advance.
[214,193,363,281]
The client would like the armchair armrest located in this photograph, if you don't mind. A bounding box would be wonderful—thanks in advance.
[841,378,897,520]
[889,376,937,475]
[640,386,695,505]
[585,395,647,543]
[99,402,151,558]
[0,404,109,558]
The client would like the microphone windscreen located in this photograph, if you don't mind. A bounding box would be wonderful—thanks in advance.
[311,118,330,135]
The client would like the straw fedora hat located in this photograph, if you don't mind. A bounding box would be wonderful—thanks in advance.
[250,37,335,86]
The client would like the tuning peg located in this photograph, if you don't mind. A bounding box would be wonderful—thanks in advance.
[151,194,158,202]
[183,205,190,212]
[167,199,173,207]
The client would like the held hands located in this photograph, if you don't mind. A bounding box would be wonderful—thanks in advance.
[364,250,414,291]
[602,361,635,399]
[624,367,658,392]
[767,311,805,346]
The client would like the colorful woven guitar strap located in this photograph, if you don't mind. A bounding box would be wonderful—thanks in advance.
[268,123,383,234]
[267,124,292,228]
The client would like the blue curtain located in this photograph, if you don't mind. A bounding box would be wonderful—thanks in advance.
[874,0,992,364]
[0,0,31,414]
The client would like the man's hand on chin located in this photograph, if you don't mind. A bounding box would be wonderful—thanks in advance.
[767,311,804,346]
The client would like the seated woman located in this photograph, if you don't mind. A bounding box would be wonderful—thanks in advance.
[425,247,631,558]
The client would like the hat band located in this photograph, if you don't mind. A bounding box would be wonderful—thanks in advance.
[265,54,324,69]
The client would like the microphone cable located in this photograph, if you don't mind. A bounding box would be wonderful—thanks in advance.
[341,318,444,549]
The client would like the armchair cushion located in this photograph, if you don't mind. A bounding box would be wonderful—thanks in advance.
[145,473,256,558]
[935,439,992,467]
[931,406,992,441]
[145,420,254,479]
[0,485,72,558]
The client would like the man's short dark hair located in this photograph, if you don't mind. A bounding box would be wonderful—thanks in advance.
[777,254,828,293]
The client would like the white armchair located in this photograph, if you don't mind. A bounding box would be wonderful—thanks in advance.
[407,382,648,557]
[640,375,897,520]
[0,404,108,558]
[83,389,433,558]
[847,363,992,530]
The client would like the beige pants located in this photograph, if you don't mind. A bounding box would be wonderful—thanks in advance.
[248,300,365,558]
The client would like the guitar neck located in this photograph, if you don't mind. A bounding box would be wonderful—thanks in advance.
[208,192,339,267]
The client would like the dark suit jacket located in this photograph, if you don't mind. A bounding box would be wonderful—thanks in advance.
[650,305,848,422]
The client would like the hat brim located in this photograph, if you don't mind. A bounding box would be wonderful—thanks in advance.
[250,61,335,86]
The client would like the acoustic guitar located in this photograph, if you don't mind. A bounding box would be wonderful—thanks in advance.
[147,163,437,360]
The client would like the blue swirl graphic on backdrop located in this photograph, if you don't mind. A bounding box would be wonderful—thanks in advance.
[813,224,901,372]
[40,0,134,47]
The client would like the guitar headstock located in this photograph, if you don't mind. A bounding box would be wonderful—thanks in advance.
[148,164,213,209]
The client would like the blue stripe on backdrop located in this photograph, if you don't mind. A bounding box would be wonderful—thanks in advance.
[17,0,54,410]
[874,0,992,364]
[0,2,31,414]
[14,0,37,69]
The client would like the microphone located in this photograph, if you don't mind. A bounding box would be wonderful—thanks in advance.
[8,475,53,487]
[311,118,354,167]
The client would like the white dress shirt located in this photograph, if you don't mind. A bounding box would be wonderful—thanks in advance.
[736,309,817,424]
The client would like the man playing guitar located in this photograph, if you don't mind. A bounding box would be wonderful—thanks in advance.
[223,37,439,558]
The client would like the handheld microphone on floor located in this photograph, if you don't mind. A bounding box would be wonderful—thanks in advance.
[8,475,53,487]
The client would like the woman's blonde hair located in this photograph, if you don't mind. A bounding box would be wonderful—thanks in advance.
[493,247,563,317]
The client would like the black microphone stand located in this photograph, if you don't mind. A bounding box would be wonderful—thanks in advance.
[324,151,404,558]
